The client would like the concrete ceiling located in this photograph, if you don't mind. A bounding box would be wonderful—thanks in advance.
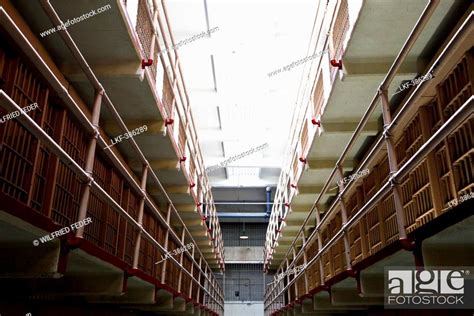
[165,0,319,188]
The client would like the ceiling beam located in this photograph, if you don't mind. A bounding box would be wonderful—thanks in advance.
[148,185,190,195]
[103,119,164,135]
[62,61,142,78]
[172,204,197,213]
[128,158,179,171]
[297,184,324,194]
[322,120,379,134]
[343,58,417,76]
[307,158,355,169]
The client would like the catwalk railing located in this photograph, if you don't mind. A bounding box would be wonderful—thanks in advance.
[36,0,225,271]
[264,0,439,269]
[263,6,473,316]
[0,4,223,315]
[264,0,354,265]
[125,0,224,268]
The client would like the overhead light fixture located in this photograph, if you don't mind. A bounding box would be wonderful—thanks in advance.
[240,222,248,240]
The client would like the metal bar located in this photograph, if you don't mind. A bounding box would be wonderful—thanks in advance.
[314,206,325,287]
[268,27,330,242]
[161,204,172,283]
[380,0,440,91]
[132,165,149,269]
[266,96,473,306]
[0,91,224,309]
[380,89,409,242]
[0,91,87,182]
[266,0,452,272]
[292,247,298,298]
[141,2,225,271]
[394,97,473,181]
[419,106,443,217]
[0,7,230,307]
[41,109,67,217]
[339,0,439,162]
[335,165,354,271]
[188,244,195,298]
[177,228,186,293]
[197,256,202,303]
[302,233,309,295]
[36,1,224,302]
[154,0,222,247]
[75,89,103,238]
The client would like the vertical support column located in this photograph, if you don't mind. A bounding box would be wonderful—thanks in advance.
[314,206,325,286]
[301,233,309,295]
[98,168,113,248]
[435,85,458,200]
[380,90,412,248]
[215,278,219,309]
[117,189,130,260]
[336,165,354,273]
[356,187,369,259]
[223,265,226,303]
[203,266,208,307]
[373,164,387,247]
[188,244,195,298]
[212,278,217,311]
[42,109,67,217]
[75,89,103,239]
[419,106,443,217]
[213,276,217,311]
[177,228,186,293]
[285,259,291,304]
[292,248,299,299]
[196,256,203,303]
[150,9,157,62]
[211,279,214,312]
[161,204,172,282]
[132,165,149,270]
[27,89,49,207]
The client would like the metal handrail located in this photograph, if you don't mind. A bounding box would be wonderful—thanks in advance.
[0,4,223,307]
[145,0,225,263]
[268,4,471,292]
[263,0,340,264]
[265,7,473,308]
[264,0,439,269]
[265,96,473,307]
[37,0,224,302]
[0,90,226,308]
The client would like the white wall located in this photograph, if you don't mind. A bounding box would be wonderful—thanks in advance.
[224,301,264,316]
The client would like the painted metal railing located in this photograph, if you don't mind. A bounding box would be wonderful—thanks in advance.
[264,5,474,316]
[264,0,352,270]
[0,3,224,314]
[125,0,225,269]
